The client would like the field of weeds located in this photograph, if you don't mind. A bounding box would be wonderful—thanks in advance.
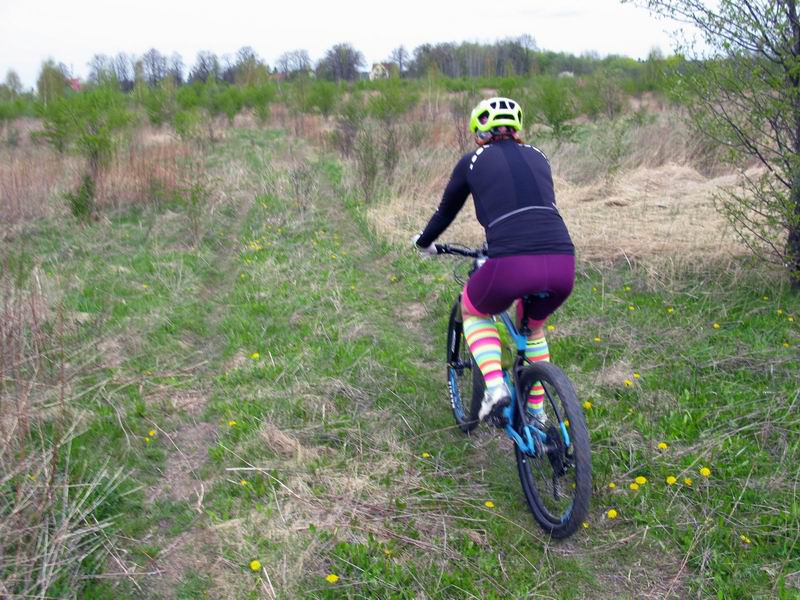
[1,105,798,599]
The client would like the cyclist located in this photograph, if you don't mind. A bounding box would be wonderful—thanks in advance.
[414,97,575,425]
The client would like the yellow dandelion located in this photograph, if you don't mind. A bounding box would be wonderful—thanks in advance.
[667,307,674,313]
[383,548,393,556]
[582,521,590,529]
[583,400,593,410]
[777,309,784,315]
[240,273,246,279]
[389,275,398,283]
[240,480,249,486]
[789,316,795,322]
[783,342,791,348]
[144,437,151,444]
[608,482,617,489]
[330,254,337,260]
[657,442,668,450]
[148,429,156,437]
[624,379,633,386]
[325,574,340,584]
[421,452,431,459]
[594,336,602,343]
[250,352,260,360]
[592,286,598,292]
[699,466,711,477]
[484,500,495,508]
[249,560,261,571]
[628,305,636,311]
[142,283,149,289]
[629,482,639,491]
[547,324,556,331]
[666,475,677,485]
[635,476,648,485]
[624,286,631,292]
[228,420,237,427]
[712,323,721,329]
[633,372,641,379]
[762,296,768,300]
[684,477,693,486]
[739,534,752,545]
[607,509,618,519]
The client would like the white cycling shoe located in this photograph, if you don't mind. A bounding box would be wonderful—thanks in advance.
[478,382,512,425]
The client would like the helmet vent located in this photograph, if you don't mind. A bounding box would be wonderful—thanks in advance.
[498,100,508,109]
[509,101,516,109]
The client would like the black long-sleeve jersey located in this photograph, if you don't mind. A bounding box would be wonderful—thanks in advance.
[416,139,574,258]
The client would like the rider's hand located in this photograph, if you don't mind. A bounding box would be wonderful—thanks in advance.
[412,233,438,258]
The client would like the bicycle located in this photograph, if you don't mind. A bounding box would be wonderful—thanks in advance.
[438,242,592,539]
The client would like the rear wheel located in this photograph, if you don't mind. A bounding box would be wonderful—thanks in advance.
[514,362,591,539]
[446,299,484,433]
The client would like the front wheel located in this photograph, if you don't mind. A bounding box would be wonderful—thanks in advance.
[446,299,484,433]
[514,362,591,539]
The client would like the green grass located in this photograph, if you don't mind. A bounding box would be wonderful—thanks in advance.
[2,127,798,599]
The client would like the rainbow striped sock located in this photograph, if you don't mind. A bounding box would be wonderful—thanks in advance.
[463,315,504,391]
[526,336,550,415]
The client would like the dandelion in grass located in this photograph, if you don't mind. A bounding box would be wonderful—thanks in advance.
[607,509,618,519]
[249,560,261,571]
[699,466,712,477]
[784,342,791,348]
[628,305,636,311]
[547,324,556,331]
[667,307,674,313]
[330,253,337,260]
[148,429,156,437]
[594,336,602,343]
[629,482,639,491]
[592,286,598,292]
[142,283,149,289]
[712,323,721,329]
[740,534,752,545]
[608,482,617,489]
[666,475,677,485]
[250,352,260,360]
[582,521,589,529]
[777,309,784,315]
[683,477,693,486]
[240,480,249,486]
[228,420,237,427]
[624,286,631,292]
[326,574,340,583]
[484,500,495,508]
[144,437,151,444]
[624,379,633,387]
[789,316,795,322]
[388,275,398,283]
[762,296,769,301]
[635,476,647,485]
[583,401,593,410]
[421,452,431,459]
[657,442,668,450]
[633,372,641,379]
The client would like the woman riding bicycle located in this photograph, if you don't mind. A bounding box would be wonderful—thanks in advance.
[414,97,575,425]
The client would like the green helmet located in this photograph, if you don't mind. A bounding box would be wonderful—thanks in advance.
[469,97,523,134]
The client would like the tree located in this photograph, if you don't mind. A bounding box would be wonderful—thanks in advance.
[38,85,132,218]
[633,0,800,284]
[316,43,365,81]
[190,51,220,83]
[88,54,116,85]
[114,53,135,91]
[36,60,67,107]
[389,46,409,77]
[276,50,312,77]
[168,53,184,85]
[4,70,23,96]
[233,46,269,87]
[142,48,167,86]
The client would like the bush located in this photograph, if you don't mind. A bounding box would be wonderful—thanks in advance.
[64,173,96,220]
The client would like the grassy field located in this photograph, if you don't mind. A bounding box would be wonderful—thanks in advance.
[2,126,799,599]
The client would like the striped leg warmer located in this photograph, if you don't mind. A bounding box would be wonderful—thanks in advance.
[525,336,550,415]
[463,315,504,390]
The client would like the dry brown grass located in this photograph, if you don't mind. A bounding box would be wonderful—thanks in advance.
[365,109,748,269]
[0,124,200,224]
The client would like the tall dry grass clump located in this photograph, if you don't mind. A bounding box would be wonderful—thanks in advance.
[0,268,126,597]
[0,126,201,224]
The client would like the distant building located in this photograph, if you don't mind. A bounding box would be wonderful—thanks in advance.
[369,63,393,80]
[67,78,82,92]
[557,71,575,79]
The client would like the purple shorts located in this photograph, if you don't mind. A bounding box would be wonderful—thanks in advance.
[463,254,575,324]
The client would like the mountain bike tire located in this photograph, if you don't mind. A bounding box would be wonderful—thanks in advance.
[514,362,591,539]
[446,299,484,434]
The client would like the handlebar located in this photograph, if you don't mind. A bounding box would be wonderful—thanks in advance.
[434,243,485,258]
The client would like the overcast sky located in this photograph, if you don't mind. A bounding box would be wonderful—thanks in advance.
[1,0,681,88]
